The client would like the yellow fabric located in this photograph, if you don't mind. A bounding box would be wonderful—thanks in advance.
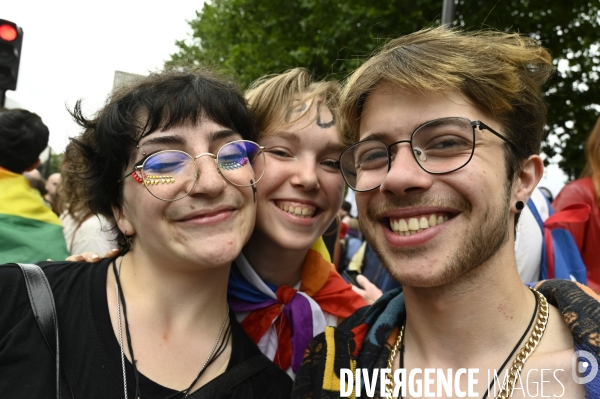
[348,241,367,272]
[322,327,340,391]
[321,326,356,398]
[0,167,62,226]
[311,236,331,263]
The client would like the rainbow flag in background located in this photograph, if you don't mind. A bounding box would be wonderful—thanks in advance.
[0,167,69,264]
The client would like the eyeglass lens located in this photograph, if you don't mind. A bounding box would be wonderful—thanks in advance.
[340,117,475,191]
[138,140,265,201]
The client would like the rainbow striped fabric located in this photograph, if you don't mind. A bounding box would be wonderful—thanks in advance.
[0,167,69,264]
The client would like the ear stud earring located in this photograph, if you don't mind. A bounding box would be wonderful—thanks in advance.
[516,201,525,211]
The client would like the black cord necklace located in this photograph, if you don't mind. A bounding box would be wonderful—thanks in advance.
[112,259,231,399]
[481,288,539,399]
[396,288,540,399]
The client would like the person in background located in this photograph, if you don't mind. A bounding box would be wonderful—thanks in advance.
[58,156,117,255]
[338,200,352,220]
[514,186,549,282]
[44,172,61,214]
[553,116,600,291]
[0,68,292,398]
[23,168,51,206]
[0,109,69,264]
[538,185,554,202]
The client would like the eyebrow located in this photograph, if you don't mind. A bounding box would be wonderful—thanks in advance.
[271,130,346,152]
[207,129,242,142]
[359,132,395,142]
[138,129,241,148]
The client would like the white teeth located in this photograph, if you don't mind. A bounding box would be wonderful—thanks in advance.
[294,206,302,215]
[302,208,310,216]
[408,218,420,231]
[399,219,408,232]
[389,213,451,235]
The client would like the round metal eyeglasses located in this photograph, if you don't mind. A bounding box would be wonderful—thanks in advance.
[339,117,515,192]
[120,140,266,201]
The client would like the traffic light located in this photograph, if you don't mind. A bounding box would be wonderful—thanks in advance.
[0,19,23,91]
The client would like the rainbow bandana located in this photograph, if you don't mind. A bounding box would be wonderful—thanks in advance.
[228,239,367,373]
[0,168,69,264]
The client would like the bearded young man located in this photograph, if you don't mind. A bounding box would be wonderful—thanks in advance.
[292,27,600,399]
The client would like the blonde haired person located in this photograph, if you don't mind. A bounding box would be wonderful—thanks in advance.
[553,116,600,291]
[228,68,366,378]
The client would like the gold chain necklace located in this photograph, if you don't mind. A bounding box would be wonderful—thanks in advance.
[385,288,549,398]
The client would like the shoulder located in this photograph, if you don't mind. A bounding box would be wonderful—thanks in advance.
[536,280,600,351]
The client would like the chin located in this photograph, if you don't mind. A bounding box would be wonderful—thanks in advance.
[275,232,319,253]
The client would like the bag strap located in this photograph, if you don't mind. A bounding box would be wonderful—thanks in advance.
[15,263,72,399]
[527,198,549,279]
[187,354,273,398]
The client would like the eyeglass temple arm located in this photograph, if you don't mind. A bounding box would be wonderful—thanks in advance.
[118,165,142,183]
[473,121,517,148]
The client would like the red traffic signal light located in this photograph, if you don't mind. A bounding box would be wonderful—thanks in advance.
[0,23,17,42]
[0,19,23,91]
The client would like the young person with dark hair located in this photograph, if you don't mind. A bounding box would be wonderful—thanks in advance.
[0,69,292,398]
[0,109,69,263]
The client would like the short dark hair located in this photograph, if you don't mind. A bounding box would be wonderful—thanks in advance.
[341,201,352,214]
[61,67,256,253]
[0,109,49,173]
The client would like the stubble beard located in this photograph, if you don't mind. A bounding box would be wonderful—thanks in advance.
[362,188,511,289]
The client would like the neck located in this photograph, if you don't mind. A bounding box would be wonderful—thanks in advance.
[402,244,537,368]
[115,251,230,327]
[242,235,306,287]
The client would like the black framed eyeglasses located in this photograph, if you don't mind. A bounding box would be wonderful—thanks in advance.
[339,117,515,192]
[120,140,266,201]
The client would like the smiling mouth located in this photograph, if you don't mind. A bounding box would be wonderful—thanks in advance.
[276,200,317,218]
[388,213,452,236]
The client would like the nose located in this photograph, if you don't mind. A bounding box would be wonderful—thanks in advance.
[189,155,227,197]
[290,157,320,191]
[379,142,433,196]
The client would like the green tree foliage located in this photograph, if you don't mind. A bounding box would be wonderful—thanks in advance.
[168,0,600,178]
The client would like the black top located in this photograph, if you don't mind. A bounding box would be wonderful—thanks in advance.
[0,259,292,399]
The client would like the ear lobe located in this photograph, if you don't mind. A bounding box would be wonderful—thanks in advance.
[112,204,135,236]
[512,154,544,206]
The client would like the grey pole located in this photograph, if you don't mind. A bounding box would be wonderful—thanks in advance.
[441,0,456,25]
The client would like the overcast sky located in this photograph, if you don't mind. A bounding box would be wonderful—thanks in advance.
[3,0,204,152]
[2,1,568,194]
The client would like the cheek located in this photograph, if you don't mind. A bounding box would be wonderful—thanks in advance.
[323,174,345,210]
[355,192,372,219]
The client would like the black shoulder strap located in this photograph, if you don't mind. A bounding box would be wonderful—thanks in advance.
[14,263,73,399]
[187,354,273,399]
